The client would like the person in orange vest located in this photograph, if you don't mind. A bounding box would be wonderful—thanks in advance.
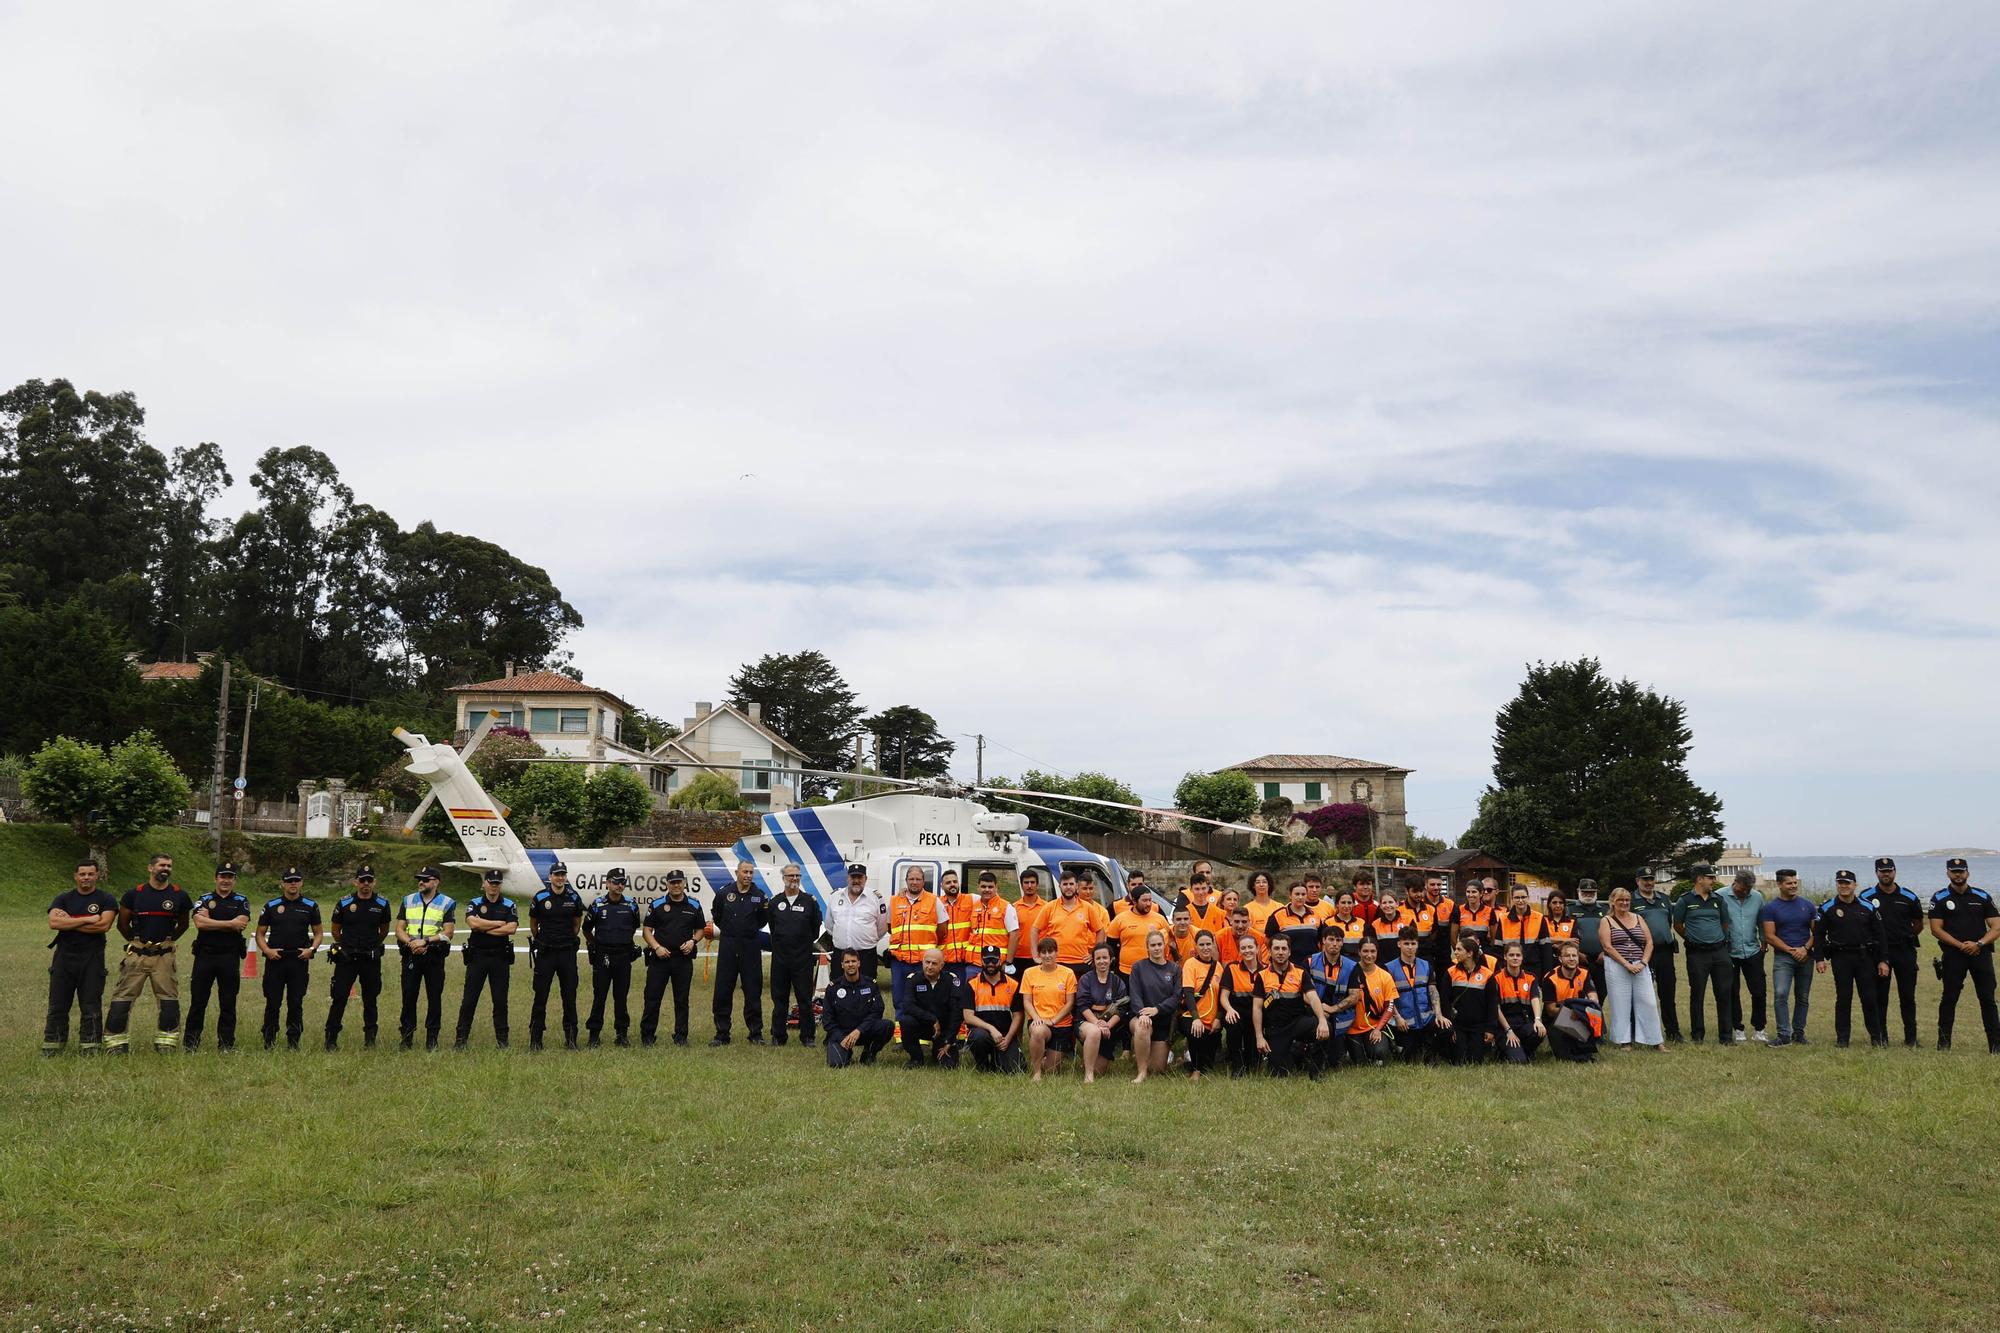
[963,946,1024,1072]
[1179,929,1226,1080]
[1544,890,1576,962]
[966,871,1018,979]
[1458,880,1496,959]
[1253,935,1330,1078]
[1369,887,1413,951]
[1218,934,1262,1077]
[1495,884,1550,976]
[1107,887,1167,975]
[1414,873,1460,979]
[936,870,979,986]
[1302,873,1335,924]
[886,866,946,1025]
[1265,881,1323,966]
[1031,870,1109,977]
[1492,941,1545,1062]
[1020,936,1077,1082]
[1009,869,1047,978]
[1444,934,1496,1065]
[1541,939,1601,1062]
[1328,891,1369,960]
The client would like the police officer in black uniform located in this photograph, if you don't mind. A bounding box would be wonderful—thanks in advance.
[395,868,457,1050]
[529,862,585,1050]
[256,869,322,1050]
[767,863,824,1047]
[584,868,642,1047]
[185,864,252,1052]
[1813,870,1887,1047]
[1860,855,1926,1047]
[640,870,704,1046]
[709,860,769,1046]
[324,866,393,1050]
[1929,857,2000,1053]
[821,949,893,1067]
[43,858,119,1055]
[456,868,518,1048]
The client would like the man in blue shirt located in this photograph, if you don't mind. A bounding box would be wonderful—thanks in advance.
[1759,869,1818,1046]
[1720,871,1769,1043]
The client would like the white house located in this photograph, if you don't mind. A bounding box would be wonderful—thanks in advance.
[647,701,809,812]
[444,668,654,774]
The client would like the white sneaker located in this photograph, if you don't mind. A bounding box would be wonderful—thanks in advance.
[1733,1028,1747,1043]
[1752,1030,1770,1043]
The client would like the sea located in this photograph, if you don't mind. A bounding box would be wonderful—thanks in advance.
[1767,854,1996,895]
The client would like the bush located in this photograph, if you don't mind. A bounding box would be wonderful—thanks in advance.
[1368,845,1419,863]
[1295,802,1372,848]
[669,771,747,812]
[1238,836,1333,870]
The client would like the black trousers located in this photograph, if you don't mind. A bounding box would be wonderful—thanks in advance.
[456,950,512,1044]
[825,1019,893,1067]
[185,953,241,1049]
[968,1026,1024,1072]
[1937,948,2000,1048]
[1828,954,1884,1044]
[588,953,634,1039]
[769,948,817,1043]
[1649,945,1681,1039]
[1394,1022,1441,1063]
[1263,1011,1321,1076]
[324,954,383,1044]
[1548,1026,1596,1062]
[1224,1016,1257,1075]
[1346,1027,1393,1067]
[1685,946,1733,1043]
[1728,954,1767,1032]
[262,957,310,1046]
[899,1010,958,1066]
[1876,946,1920,1043]
[712,936,763,1039]
[1180,1019,1222,1074]
[43,951,107,1051]
[1450,1021,1487,1066]
[531,947,580,1044]
[641,953,693,1042]
[399,948,449,1043]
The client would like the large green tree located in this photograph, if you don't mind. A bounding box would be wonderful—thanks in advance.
[1462,658,1724,884]
[0,599,143,754]
[386,521,582,690]
[863,705,955,779]
[986,770,1145,837]
[726,651,863,798]
[1174,769,1259,826]
[146,441,233,662]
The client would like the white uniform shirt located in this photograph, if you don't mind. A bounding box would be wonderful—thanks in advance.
[827,887,890,952]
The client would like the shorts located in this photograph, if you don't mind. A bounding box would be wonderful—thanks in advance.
[1032,1022,1074,1053]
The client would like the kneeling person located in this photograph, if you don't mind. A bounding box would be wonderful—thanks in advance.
[964,946,1024,1072]
[822,950,893,1067]
[1255,936,1330,1078]
[900,948,964,1067]
[1021,936,1078,1082]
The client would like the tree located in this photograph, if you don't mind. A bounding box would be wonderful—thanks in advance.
[214,446,357,686]
[1174,769,1258,826]
[147,441,232,662]
[23,731,193,865]
[1407,830,1449,859]
[621,709,679,752]
[502,762,589,842]
[1257,796,1295,827]
[0,599,143,755]
[385,521,582,691]
[987,770,1144,837]
[667,770,746,812]
[726,651,863,798]
[864,705,955,779]
[1462,658,1724,884]
[583,766,654,844]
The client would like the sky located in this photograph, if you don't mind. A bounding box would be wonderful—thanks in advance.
[4,3,1997,852]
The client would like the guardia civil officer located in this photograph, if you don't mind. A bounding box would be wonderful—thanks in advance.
[184,863,252,1052]
[324,865,393,1050]
[104,853,193,1054]
[1928,857,2000,1053]
[529,862,585,1050]
[640,870,704,1046]
[395,867,457,1050]
[767,863,824,1047]
[256,868,322,1050]
[43,858,118,1055]
[584,868,642,1047]
[456,868,519,1048]
[821,949,893,1067]
[1860,856,1926,1046]
[709,860,769,1046]
[1812,871,1888,1047]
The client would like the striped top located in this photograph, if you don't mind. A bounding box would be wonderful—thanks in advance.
[1606,914,1647,965]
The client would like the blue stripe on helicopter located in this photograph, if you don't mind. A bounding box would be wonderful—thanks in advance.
[527,849,560,884]
[782,808,850,889]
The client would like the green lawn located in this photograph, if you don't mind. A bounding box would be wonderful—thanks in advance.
[4,827,1997,1330]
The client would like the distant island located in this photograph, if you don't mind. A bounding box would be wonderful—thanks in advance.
[1918,847,1999,858]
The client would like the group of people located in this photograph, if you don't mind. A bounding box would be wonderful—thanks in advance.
[40,850,2000,1074]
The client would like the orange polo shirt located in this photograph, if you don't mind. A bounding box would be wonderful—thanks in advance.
[1037,896,1108,965]
[1020,964,1077,1027]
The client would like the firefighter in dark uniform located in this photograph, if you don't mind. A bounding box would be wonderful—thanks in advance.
[709,860,769,1046]
[529,862,585,1050]
[44,859,119,1055]
[821,949,893,1067]
[1860,856,1926,1047]
[104,854,194,1053]
[1929,857,2000,1053]
[641,870,705,1046]
[185,863,252,1052]
[899,948,964,1067]
[584,868,642,1046]
[395,868,457,1050]
[456,868,518,1048]
[767,863,824,1047]
[324,866,393,1050]
[1813,870,1887,1047]
[256,869,322,1050]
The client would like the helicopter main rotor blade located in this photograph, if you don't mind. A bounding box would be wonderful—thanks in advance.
[975,786,1266,837]
[979,792,1267,871]
[513,757,926,786]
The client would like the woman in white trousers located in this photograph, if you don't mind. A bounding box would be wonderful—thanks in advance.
[1599,887,1664,1050]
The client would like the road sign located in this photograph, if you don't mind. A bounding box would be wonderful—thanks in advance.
[233,777,247,791]
[231,790,244,802]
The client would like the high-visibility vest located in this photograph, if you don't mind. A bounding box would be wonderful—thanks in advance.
[968,973,1018,1013]
[1372,907,1413,944]
[969,895,1012,959]
[887,892,942,963]
[1185,900,1228,940]
[1448,963,1493,992]
[939,893,977,964]
[1495,910,1547,951]
[1547,916,1576,942]
[1460,905,1494,942]
[1332,916,1368,956]
[1497,969,1538,1004]
[1386,957,1435,1027]
[1546,967,1590,1003]
[402,891,454,939]
[1405,905,1436,943]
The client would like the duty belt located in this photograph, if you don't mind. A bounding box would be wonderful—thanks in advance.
[125,942,174,956]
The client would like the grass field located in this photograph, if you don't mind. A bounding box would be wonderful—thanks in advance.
[5,826,1997,1330]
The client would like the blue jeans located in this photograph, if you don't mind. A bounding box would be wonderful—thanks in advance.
[889,960,921,1022]
[1773,951,1813,1039]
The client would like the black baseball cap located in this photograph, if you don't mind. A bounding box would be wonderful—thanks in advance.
[1835,870,1857,884]
[1874,857,1896,872]
[980,945,1003,963]
[549,861,568,874]
[483,869,505,884]
[354,865,376,881]
[216,863,239,877]
[417,866,441,880]
[847,863,868,876]
[606,867,628,884]
[1946,857,1969,872]
[281,867,304,882]
[664,869,686,884]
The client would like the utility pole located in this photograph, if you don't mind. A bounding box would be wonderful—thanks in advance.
[975,734,985,784]
[209,658,231,855]
[234,683,258,831]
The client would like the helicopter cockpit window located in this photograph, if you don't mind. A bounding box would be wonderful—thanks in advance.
[1062,862,1116,906]
[962,863,1021,902]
